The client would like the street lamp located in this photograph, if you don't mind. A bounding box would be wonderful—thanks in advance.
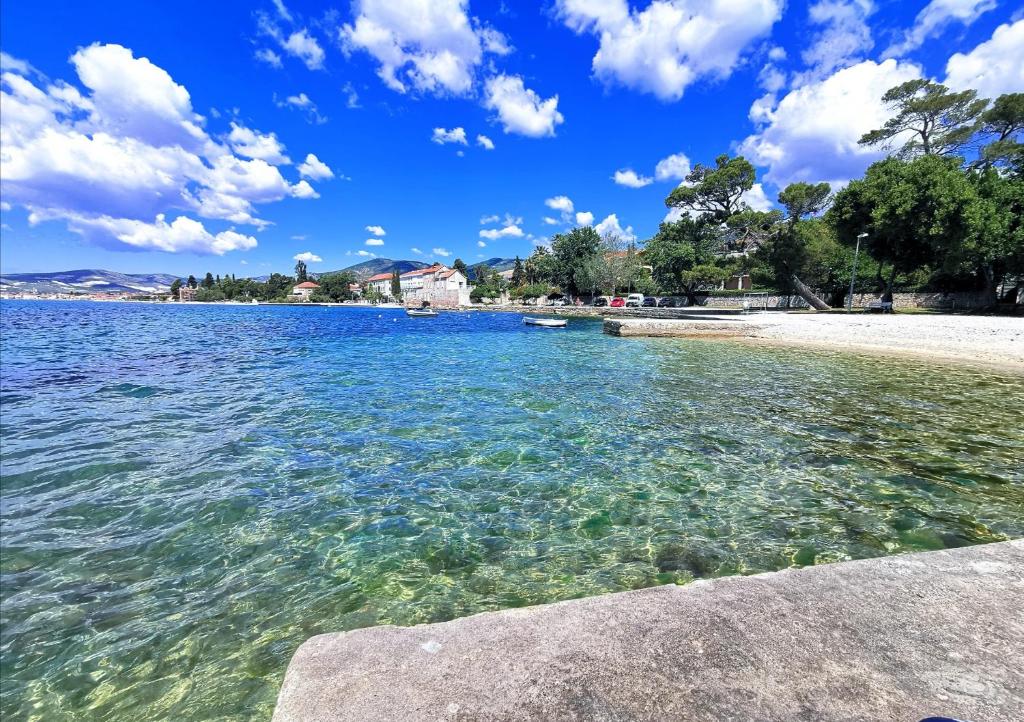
[847,232,868,312]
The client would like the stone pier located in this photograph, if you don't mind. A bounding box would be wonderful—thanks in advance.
[273,541,1024,721]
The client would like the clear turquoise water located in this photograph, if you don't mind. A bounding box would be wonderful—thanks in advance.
[1,300,1022,720]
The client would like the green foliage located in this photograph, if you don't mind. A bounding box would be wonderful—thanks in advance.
[665,154,756,222]
[858,79,987,158]
[524,246,558,284]
[512,282,552,300]
[311,272,357,302]
[194,288,225,302]
[186,274,197,289]
[295,260,308,282]
[643,218,727,301]
[452,258,468,278]
[169,278,182,297]
[390,270,401,299]
[977,93,1024,171]
[202,272,214,289]
[550,226,602,296]
[511,256,525,287]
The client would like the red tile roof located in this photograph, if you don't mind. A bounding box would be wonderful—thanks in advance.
[366,272,393,282]
[400,263,445,278]
[294,281,320,288]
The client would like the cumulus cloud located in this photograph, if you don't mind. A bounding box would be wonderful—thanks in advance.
[476,133,495,149]
[290,180,320,199]
[795,0,876,84]
[410,247,424,255]
[432,247,451,257]
[339,0,508,96]
[365,238,385,246]
[613,169,653,188]
[283,29,326,70]
[740,183,775,211]
[483,74,563,137]
[293,251,322,262]
[228,122,290,164]
[432,126,468,145]
[0,43,331,254]
[255,48,283,68]
[356,249,375,256]
[366,224,386,236]
[545,195,574,214]
[542,216,559,225]
[944,20,1024,100]
[654,152,691,181]
[575,211,594,226]
[885,0,997,59]
[556,0,783,101]
[477,240,486,247]
[298,153,334,180]
[479,214,500,224]
[479,223,524,239]
[276,92,327,124]
[594,213,635,242]
[738,58,922,189]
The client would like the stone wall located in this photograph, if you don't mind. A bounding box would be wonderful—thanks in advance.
[694,290,994,310]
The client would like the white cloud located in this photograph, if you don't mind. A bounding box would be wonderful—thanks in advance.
[290,180,320,199]
[483,75,563,137]
[884,0,997,59]
[738,59,922,188]
[479,214,500,224]
[542,216,559,225]
[556,0,783,101]
[478,240,486,247]
[594,213,635,242]
[365,238,384,246]
[575,211,594,226]
[613,168,653,188]
[410,247,424,255]
[284,29,326,70]
[1,201,11,211]
[291,234,307,240]
[255,48,283,68]
[432,126,467,145]
[768,46,787,61]
[366,224,386,236]
[298,153,334,180]
[272,0,293,22]
[276,92,327,124]
[342,82,361,109]
[479,223,524,239]
[432,247,451,257]
[0,43,323,254]
[797,1,876,83]
[544,195,574,213]
[294,251,323,262]
[740,183,774,211]
[654,152,691,181]
[356,249,375,257]
[944,20,1024,100]
[476,133,495,150]
[339,0,508,96]
[228,123,290,165]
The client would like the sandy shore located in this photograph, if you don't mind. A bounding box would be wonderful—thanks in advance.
[608,313,1024,373]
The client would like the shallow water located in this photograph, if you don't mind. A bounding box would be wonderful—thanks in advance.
[1,300,1022,720]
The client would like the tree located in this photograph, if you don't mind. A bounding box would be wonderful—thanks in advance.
[770,182,834,309]
[311,272,357,302]
[551,226,602,297]
[169,278,182,298]
[390,270,401,300]
[472,263,493,284]
[295,260,308,283]
[977,93,1024,170]
[828,155,980,301]
[858,79,988,158]
[511,256,525,287]
[525,246,558,284]
[643,218,729,305]
[452,258,469,278]
[187,274,197,289]
[202,272,214,289]
[665,154,756,222]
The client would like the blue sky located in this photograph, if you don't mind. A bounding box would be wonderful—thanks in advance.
[1,0,1021,277]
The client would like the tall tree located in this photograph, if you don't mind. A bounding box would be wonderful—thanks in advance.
[525,246,558,285]
[643,218,729,305]
[452,258,469,278]
[187,274,197,289]
[294,260,308,282]
[551,226,602,297]
[202,272,214,289]
[169,278,182,298]
[858,79,987,158]
[665,154,756,222]
[511,256,525,287]
[977,93,1024,170]
[772,182,833,309]
[390,270,401,299]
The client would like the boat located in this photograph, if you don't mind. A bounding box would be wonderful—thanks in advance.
[406,308,438,317]
[523,316,567,328]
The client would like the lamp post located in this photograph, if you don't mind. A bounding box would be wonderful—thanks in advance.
[847,232,868,312]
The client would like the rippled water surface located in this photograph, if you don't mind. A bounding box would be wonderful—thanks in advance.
[2,300,1022,720]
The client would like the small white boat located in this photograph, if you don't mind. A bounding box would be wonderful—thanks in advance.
[523,316,567,328]
[406,308,438,317]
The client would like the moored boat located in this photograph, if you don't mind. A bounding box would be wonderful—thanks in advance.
[523,316,567,328]
[407,308,438,317]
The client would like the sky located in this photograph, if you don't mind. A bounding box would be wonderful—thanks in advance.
[1,0,1022,277]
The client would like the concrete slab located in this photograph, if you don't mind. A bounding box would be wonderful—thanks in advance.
[273,541,1023,722]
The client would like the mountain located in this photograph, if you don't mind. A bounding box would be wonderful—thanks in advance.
[468,257,517,279]
[0,269,179,295]
[322,258,431,281]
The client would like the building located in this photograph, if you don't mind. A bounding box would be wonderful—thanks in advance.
[178,286,197,301]
[365,272,394,299]
[291,281,320,300]
[400,264,470,307]
[724,274,752,290]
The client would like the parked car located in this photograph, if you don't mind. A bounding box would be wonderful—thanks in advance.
[625,293,644,307]
[657,297,675,307]
[641,296,658,307]
[592,296,609,307]
[548,296,567,307]
[610,296,625,307]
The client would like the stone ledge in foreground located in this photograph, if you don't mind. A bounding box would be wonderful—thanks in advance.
[272,541,1024,722]
[604,317,756,338]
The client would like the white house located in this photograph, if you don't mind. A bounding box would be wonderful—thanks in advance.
[291,281,319,299]
[400,264,470,307]
[365,272,394,299]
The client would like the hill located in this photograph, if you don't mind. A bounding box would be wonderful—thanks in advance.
[323,258,431,281]
[0,269,178,295]
[468,257,517,279]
